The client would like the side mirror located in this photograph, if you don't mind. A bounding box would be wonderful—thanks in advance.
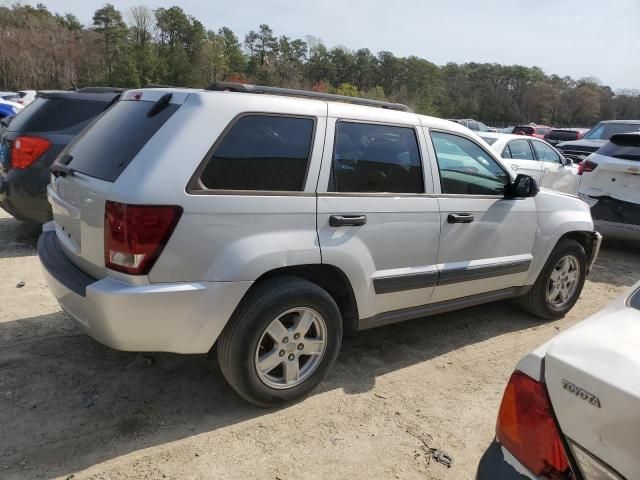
[563,157,574,166]
[506,174,539,198]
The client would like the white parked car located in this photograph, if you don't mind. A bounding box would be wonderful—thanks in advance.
[478,279,640,480]
[480,132,579,195]
[38,84,601,406]
[578,133,640,242]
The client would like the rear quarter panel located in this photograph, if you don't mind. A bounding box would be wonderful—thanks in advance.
[115,92,329,283]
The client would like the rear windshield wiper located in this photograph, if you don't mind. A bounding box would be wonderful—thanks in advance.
[51,161,75,178]
[147,93,173,117]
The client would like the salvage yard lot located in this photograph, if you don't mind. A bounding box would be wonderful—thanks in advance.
[1,208,638,480]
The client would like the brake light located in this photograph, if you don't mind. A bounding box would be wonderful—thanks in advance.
[496,371,573,479]
[10,136,51,169]
[577,160,597,175]
[104,201,182,275]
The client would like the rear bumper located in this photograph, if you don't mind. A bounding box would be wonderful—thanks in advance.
[0,163,52,224]
[476,440,537,480]
[38,230,252,354]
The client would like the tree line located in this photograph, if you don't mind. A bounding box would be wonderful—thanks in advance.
[2,2,639,127]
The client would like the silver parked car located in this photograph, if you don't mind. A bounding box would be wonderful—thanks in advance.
[39,83,601,406]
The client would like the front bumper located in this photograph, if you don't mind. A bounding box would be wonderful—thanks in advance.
[38,230,252,354]
[477,440,537,480]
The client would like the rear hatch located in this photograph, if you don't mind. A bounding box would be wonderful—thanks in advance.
[579,134,640,206]
[48,90,186,279]
[544,286,640,479]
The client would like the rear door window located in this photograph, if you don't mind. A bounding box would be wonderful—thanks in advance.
[198,115,314,192]
[8,98,109,134]
[330,122,424,193]
[66,100,178,182]
[531,141,562,163]
[504,139,535,160]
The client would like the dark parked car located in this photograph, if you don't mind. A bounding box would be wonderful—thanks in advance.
[543,127,589,146]
[0,88,121,223]
[556,119,640,162]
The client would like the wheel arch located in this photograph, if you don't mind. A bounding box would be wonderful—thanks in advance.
[237,264,360,331]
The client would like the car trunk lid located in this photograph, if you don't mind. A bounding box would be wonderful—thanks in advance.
[544,287,640,479]
[48,89,187,279]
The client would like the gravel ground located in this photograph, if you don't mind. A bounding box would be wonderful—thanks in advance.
[1,208,639,480]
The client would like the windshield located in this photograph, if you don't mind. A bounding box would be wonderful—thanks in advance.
[584,122,640,140]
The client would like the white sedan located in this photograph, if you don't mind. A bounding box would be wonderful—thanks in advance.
[480,132,579,195]
[478,279,639,480]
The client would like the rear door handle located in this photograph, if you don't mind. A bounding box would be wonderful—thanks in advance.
[448,213,475,224]
[329,215,367,227]
[543,168,551,173]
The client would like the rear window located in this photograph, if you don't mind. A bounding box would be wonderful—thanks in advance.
[199,115,315,191]
[547,130,579,141]
[597,136,640,161]
[535,128,550,135]
[66,100,179,182]
[513,126,534,135]
[8,97,109,134]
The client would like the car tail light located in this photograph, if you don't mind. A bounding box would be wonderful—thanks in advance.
[10,136,51,169]
[577,160,597,175]
[104,201,182,275]
[496,371,573,479]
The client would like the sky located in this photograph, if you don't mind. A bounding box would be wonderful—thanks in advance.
[41,0,640,90]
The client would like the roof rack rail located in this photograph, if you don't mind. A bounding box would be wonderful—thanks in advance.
[75,86,125,94]
[205,82,411,112]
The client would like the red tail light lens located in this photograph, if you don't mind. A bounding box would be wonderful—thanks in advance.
[10,136,51,169]
[577,160,597,175]
[104,201,182,275]
[496,371,573,479]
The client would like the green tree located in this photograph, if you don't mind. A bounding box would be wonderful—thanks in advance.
[92,3,128,84]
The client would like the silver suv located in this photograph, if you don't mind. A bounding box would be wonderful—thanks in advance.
[39,83,602,406]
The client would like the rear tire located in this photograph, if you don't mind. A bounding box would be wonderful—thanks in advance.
[518,238,587,320]
[217,276,342,407]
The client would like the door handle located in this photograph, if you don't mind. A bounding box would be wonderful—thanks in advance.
[329,215,367,227]
[448,213,475,224]
[511,164,519,171]
[543,168,551,173]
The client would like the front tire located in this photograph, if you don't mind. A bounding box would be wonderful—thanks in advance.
[518,238,587,320]
[217,276,342,407]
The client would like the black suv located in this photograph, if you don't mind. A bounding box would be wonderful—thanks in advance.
[556,120,640,162]
[0,88,121,223]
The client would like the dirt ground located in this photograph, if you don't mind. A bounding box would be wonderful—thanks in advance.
[1,209,639,480]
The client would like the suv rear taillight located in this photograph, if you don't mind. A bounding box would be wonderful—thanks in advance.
[10,136,51,169]
[577,160,597,175]
[104,201,182,275]
[496,371,573,479]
